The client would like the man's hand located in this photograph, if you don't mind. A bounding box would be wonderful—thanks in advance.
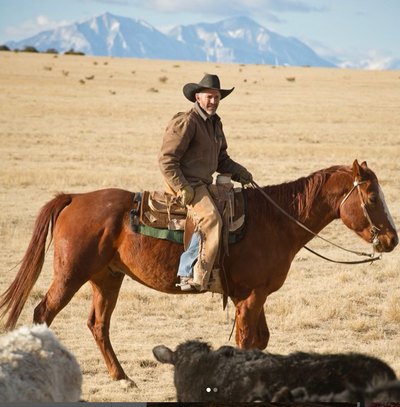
[237,168,253,185]
[180,185,195,206]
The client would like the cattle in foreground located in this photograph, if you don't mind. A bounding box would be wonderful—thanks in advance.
[0,324,82,402]
[152,340,396,402]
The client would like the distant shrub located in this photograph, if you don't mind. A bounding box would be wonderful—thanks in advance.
[46,48,59,54]
[64,48,85,56]
[159,76,168,83]
[22,46,39,53]
[0,45,10,51]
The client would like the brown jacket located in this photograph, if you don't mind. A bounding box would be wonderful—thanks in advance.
[158,102,245,193]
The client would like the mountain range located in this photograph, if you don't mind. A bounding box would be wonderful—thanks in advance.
[5,12,400,70]
[5,12,336,68]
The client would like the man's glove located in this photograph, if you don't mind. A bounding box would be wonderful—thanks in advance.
[237,168,253,185]
[180,185,195,206]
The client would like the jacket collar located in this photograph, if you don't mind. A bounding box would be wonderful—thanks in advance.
[194,101,220,122]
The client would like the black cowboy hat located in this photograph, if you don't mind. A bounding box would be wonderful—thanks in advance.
[183,74,234,103]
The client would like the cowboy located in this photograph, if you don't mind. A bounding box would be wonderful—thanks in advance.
[158,74,253,291]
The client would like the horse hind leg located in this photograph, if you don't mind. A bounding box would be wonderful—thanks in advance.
[33,274,87,326]
[86,268,134,385]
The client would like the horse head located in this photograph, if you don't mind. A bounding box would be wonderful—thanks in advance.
[339,159,398,253]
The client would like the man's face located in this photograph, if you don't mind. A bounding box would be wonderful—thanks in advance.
[195,89,221,116]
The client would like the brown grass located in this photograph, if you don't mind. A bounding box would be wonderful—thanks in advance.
[0,52,399,402]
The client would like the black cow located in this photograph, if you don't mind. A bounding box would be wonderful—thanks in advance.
[271,380,400,402]
[152,340,396,402]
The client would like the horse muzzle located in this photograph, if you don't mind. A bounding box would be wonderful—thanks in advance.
[374,231,399,253]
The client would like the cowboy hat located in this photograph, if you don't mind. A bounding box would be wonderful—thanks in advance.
[183,74,234,102]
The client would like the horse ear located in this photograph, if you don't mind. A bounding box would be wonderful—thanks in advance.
[360,161,368,169]
[352,159,367,182]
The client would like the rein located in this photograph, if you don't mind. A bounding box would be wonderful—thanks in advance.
[249,180,382,265]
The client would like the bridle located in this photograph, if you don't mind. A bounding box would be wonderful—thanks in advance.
[340,179,381,248]
[250,179,382,265]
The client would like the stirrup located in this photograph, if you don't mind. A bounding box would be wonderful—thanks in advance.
[176,276,195,291]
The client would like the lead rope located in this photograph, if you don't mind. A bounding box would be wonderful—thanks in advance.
[249,180,381,265]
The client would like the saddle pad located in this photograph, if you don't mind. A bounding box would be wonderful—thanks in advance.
[130,220,246,245]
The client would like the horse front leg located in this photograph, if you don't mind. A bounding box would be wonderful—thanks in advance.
[87,268,133,385]
[252,306,270,349]
[234,287,268,350]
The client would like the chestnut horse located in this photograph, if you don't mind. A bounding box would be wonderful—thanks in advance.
[0,160,398,384]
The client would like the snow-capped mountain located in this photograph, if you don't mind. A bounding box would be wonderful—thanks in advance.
[165,16,335,67]
[5,12,335,67]
[339,57,400,70]
[6,13,205,60]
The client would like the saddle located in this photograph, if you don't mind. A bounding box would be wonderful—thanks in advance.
[130,186,247,247]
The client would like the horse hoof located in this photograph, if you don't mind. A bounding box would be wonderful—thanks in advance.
[119,378,138,389]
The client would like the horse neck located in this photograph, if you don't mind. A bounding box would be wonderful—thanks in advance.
[255,166,351,247]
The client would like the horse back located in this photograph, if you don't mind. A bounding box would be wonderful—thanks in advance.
[53,188,137,258]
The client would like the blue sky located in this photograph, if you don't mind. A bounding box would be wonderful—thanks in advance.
[0,0,398,66]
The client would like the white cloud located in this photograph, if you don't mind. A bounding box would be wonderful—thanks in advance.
[5,15,70,40]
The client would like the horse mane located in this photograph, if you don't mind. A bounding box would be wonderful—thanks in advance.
[249,165,351,223]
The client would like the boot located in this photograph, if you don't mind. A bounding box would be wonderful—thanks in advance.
[176,276,194,291]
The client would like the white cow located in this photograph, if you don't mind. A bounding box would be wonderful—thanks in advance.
[0,324,82,402]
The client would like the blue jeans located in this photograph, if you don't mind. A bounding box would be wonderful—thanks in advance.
[177,233,199,277]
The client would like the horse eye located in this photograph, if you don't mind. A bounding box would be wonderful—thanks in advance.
[369,196,377,204]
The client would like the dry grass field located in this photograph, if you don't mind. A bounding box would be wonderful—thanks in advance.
[0,51,399,402]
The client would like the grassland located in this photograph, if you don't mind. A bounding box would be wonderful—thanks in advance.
[0,52,399,402]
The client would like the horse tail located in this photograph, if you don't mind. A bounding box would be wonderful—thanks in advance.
[0,193,73,330]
